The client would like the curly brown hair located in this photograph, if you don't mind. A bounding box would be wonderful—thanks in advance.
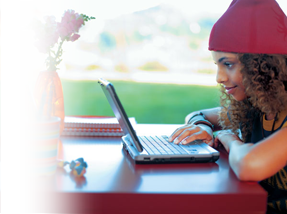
[218,54,287,142]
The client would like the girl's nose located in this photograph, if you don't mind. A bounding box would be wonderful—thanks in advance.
[216,68,228,84]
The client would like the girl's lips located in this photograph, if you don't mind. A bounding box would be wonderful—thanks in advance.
[225,86,237,94]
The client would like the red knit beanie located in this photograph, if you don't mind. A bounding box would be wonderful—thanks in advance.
[208,0,287,54]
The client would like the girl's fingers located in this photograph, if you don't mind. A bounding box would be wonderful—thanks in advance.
[180,132,202,145]
[169,124,214,146]
[181,130,213,145]
[168,124,191,142]
[173,126,201,144]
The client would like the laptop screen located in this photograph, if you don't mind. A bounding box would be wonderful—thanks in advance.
[98,78,143,152]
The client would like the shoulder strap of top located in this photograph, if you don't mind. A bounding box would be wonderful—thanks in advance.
[278,108,287,129]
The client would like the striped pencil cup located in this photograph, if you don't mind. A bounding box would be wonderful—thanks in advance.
[31,116,61,176]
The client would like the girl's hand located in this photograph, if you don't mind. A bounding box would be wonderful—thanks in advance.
[214,130,243,153]
[168,124,214,146]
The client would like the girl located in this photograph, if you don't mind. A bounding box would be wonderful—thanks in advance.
[169,0,287,213]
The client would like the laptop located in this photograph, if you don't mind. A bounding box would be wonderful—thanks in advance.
[98,78,220,163]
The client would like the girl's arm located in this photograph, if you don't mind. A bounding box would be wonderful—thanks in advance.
[185,107,222,131]
[169,107,221,145]
[216,127,287,181]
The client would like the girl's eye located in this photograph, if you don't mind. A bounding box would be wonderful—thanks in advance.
[224,62,233,68]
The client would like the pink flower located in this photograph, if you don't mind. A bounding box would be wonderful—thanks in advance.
[43,15,57,34]
[57,23,72,39]
[34,33,59,54]
[33,9,94,70]
[58,10,84,39]
[34,16,59,53]
[68,33,80,42]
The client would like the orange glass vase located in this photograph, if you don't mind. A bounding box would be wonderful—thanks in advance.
[34,70,65,134]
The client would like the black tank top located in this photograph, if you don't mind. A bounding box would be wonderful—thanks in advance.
[244,112,287,214]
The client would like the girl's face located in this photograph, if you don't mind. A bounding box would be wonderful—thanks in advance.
[212,51,247,101]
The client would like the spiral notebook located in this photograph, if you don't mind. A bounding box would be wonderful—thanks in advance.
[62,116,136,137]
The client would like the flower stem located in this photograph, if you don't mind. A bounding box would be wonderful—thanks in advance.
[55,39,65,60]
[48,50,54,71]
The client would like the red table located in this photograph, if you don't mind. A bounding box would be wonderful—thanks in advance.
[32,124,267,214]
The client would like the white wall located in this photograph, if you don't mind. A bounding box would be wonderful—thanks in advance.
[0,146,16,161]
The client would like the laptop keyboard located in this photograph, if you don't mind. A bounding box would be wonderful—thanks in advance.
[138,135,198,155]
